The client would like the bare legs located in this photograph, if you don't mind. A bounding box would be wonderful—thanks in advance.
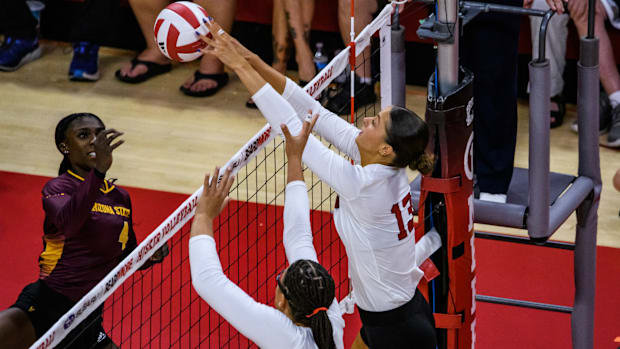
[283,0,316,82]
[272,0,292,74]
[117,0,170,78]
[337,0,376,81]
[118,0,237,94]
[569,0,620,95]
[181,0,238,93]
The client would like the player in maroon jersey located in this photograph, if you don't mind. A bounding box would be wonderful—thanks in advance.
[0,113,167,349]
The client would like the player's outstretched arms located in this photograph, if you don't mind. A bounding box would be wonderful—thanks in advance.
[198,20,270,96]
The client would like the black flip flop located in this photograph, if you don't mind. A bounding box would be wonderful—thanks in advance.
[180,71,229,97]
[115,58,172,84]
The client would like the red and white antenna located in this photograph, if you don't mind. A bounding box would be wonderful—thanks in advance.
[349,0,356,125]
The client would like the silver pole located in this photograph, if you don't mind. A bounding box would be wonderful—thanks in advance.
[437,0,459,95]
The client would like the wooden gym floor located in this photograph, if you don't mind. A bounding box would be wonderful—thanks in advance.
[0,42,618,248]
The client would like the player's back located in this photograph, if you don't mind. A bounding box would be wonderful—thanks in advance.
[333,165,422,312]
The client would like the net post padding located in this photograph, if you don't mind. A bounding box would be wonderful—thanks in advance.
[29,5,394,349]
[417,68,475,349]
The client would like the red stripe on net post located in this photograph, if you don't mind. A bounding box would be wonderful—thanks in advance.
[349,41,356,125]
[349,0,356,125]
[168,2,202,29]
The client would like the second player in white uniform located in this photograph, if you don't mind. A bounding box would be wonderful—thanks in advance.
[189,117,345,349]
[199,20,440,348]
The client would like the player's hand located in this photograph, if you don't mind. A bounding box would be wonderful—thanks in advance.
[545,0,565,14]
[196,166,235,222]
[391,0,411,14]
[523,0,534,8]
[281,113,319,162]
[202,18,257,61]
[150,243,170,263]
[198,19,249,70]
[93,128,124,174]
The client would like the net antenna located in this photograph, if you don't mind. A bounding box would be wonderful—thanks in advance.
[30,5,394,349]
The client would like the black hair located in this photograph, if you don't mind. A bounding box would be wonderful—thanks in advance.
[385,106,435,174]
[54,113,104,176]
[282,259,336,349]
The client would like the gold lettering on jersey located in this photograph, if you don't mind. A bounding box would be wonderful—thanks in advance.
[91,203,130,217]
[114,206,131,217]
[92,203,115,215]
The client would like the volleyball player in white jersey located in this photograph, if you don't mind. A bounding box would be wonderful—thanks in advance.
[199,21,440,349]
[189,116,345,349]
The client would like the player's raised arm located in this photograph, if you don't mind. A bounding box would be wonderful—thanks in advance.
[189,166,343,349]
[281,115,320,263]
[253,83,365,200]
[201,25,361,161]
[199,21,364,200]
[281,78,361,162]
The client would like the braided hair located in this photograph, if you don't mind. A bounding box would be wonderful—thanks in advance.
[385,106,435,174]
[54,113,104,175]
[282,259,336,349]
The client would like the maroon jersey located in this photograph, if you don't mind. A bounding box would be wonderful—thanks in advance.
[39,169,137,301]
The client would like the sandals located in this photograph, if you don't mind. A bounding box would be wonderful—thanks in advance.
[115,58,172,84]
[245,79,309,109]
[180,71,229,97]
[550,94,566,128]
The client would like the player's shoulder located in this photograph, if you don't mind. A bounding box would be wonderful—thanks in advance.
[362,164,402,184]
[42,172,78,197]
[112,184,130,198]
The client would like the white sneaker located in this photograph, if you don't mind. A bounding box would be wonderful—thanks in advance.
[479,192,507,203]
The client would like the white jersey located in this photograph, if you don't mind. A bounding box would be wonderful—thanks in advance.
[252,81,441,312]
[189,181,345,349]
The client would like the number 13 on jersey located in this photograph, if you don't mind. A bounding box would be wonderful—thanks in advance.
[391,193,414,240]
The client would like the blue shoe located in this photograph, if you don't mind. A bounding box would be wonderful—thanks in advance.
[0,37,42,72]
[69,42,100,81]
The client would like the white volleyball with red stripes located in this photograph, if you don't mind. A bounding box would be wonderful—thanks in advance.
[154,1,210,62]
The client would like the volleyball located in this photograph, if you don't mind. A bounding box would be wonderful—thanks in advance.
[154,1,210,62]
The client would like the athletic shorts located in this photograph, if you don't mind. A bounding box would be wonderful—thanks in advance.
[358,289,437,349]
[11,279,112,349]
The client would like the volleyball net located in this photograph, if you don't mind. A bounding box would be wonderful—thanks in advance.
[31,4,395,349]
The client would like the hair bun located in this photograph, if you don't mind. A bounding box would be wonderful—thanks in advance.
[409,153,435,174]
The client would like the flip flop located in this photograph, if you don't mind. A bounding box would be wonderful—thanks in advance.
[180,71,229,97]
[115,58,172,84]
